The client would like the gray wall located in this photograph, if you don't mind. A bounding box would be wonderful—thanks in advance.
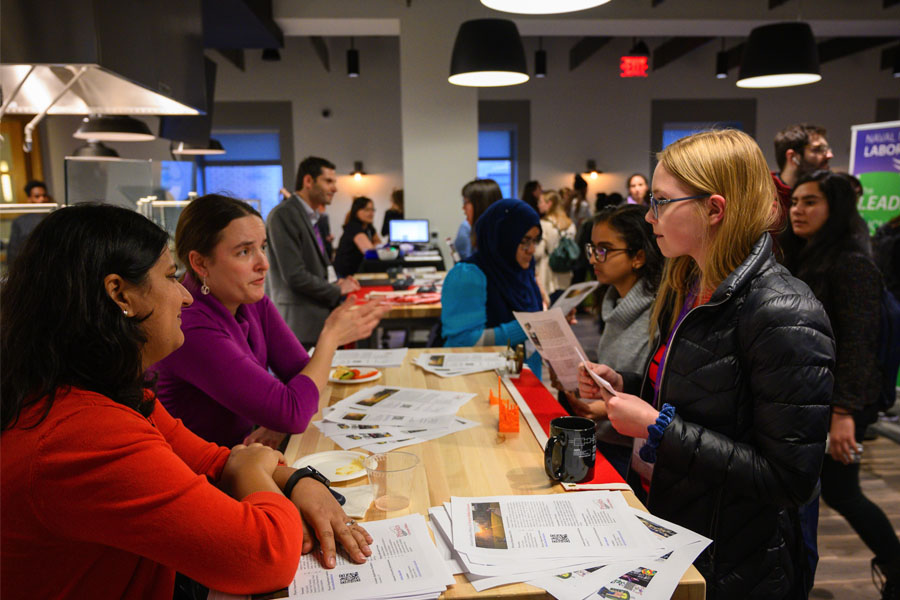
[40,33,898,237]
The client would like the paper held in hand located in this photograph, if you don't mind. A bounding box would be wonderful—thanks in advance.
[549,280,599,316]
[574,346,618,397]
[510,308,595,393]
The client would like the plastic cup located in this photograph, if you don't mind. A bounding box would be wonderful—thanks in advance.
[364,451,419,511]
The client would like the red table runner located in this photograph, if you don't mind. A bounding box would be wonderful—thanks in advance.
[507,368,626,487]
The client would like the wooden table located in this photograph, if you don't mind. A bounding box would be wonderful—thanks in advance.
[285,347,706,599]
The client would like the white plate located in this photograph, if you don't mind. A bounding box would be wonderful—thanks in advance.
[329,368,382,384]
[293,450,369,483]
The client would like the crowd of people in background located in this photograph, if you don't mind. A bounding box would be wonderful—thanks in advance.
[3,121,900,600]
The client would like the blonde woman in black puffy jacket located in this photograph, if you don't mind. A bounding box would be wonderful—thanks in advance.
[579,129,834,600]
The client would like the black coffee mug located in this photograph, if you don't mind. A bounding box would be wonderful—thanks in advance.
[544,416,596,483]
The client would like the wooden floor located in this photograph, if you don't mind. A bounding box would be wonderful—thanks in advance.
[809,434,900,600]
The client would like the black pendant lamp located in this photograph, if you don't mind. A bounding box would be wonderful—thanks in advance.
[736,22,821,89]
[73,115,155,142]
[347,38,360,78]
[449,19,529,87]
[535,37,547,78]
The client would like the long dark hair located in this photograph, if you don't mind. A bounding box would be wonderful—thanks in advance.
[175,194,261,279]
[521,180,541,213]
[592,204,663,295]
[778,170,871,293]
[462,178,502,227]
[344,196,374,227]
[1,204,170,430]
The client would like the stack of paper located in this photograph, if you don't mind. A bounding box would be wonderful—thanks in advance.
[413,352,508,378]
[287,513,455,600]
[427,492,710,600]
[316,386,478,452]
[331,349,408,368]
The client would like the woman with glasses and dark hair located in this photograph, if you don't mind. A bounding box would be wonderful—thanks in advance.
[779,170,900,598]
[560,204,663,476]
[334,196,382,278]
[1,204,373,600]
[441,198,543,374]
[578,130,834,600]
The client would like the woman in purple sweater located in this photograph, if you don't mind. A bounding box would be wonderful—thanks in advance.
[151,195,388,448]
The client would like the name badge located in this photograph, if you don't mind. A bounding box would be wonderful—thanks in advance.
[327,265,338,283]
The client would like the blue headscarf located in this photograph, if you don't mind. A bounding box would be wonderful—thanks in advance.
[466,199,542,328]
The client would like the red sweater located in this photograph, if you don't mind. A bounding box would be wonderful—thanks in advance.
[1,387,303,599]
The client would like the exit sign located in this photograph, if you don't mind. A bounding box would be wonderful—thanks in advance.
[620,56,649,78]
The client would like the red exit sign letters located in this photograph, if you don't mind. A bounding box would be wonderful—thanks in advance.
[620,56,649,78]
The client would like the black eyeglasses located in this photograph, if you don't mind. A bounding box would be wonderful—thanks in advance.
[648,192,709,219]
[519,236,541,249]
[584,243,629,263]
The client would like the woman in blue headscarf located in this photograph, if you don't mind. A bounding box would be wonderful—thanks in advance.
[441,199,543,374]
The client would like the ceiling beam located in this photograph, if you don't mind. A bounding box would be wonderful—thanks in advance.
[768,0,792,8]
[568,36,612,71]
[214,48,246,72]
[310,36,331,72]
[818,37,896,63]
[652,36,713,71]
[885,0,900,7]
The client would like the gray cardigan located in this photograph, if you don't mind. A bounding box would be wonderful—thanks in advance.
[596,282,655,374]
[594,282,655,447]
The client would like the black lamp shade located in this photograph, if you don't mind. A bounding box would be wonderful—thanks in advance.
[535,49,547,78]
[347,48,360,77]
[72,140,120,159]
[262,49,281,62]
[449,19,529,87]
[737,22,821,88]
[74,115,155,142]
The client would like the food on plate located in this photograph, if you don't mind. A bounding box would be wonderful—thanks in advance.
[333,366,379,381]
[335,456,365,476]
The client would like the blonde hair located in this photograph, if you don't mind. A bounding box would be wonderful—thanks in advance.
[542,190,572,230]
[650,129,778,338]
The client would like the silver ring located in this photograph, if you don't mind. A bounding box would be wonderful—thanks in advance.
[345,519,357,527]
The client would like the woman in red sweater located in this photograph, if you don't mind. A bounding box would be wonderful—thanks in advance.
[0,204,372,599]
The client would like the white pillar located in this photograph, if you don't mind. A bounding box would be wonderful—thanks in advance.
[399,4,478,244]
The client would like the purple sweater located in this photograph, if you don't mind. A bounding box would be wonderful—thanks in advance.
[150,273,319,447]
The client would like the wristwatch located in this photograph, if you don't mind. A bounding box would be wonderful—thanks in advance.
[283,466,346,505]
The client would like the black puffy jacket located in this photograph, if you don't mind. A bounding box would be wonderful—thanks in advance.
[624,234,835,600]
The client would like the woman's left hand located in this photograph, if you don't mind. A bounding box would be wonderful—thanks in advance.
[290,477,373,568]
[602,392,659,439]
[828,412,858,465]
[243,426,287,449]
[566,392,609,421]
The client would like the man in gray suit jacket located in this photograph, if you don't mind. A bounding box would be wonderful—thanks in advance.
[267,156,360,346]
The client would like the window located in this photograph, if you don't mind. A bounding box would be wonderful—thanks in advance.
[662,120,743,149]
[159,131,284,219]
[478,129,516,198]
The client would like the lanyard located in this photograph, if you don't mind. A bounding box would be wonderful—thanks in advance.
[652,287,697,409]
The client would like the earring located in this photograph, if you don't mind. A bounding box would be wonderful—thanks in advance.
[123,309,128,316]
[200,278,210,295]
